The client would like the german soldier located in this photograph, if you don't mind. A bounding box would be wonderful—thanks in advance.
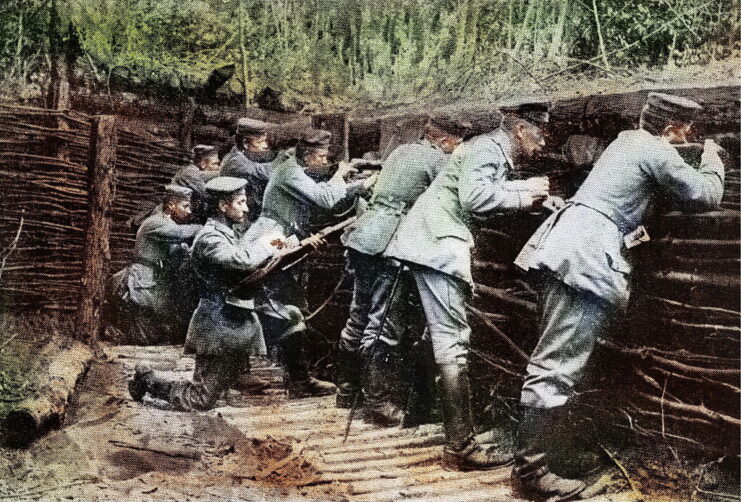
[128,177,278,411]
[171,144,220,223]
[243,129,377,397]
[337,114,471,427]
[108,185,202,344]
[511,93,724,501]
[383,105,551,470]
[220,117,277,221]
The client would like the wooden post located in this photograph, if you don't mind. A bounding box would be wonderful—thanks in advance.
[178,102,197,153]
[48,0,71,162]
[76,115,117,344]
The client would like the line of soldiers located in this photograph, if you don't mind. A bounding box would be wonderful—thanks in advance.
[115,91,724,502]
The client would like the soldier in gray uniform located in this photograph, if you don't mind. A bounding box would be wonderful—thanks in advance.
[511,93,725,501]
[108,185,202,344]
[243,129,377,397]
[383,105,551,471]
[220,118,277,222]
[128,177,278,411]
[171,144,221,223]
[337,115,471,427]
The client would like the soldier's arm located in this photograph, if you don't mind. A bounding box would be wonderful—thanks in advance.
[149,222,203,243]
[198,233,274,273]
[281,168,348,209]
[458,144,527,214]
[648,140,725,212]
[253,160,274,181]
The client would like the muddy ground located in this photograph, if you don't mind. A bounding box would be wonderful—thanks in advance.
[0,342,736,501]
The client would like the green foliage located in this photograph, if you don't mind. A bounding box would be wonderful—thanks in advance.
[0,0,737,105]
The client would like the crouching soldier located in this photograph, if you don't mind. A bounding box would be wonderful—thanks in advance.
[108,185,202,344]
[244,129,377,398]
[128,177,278,411]
[512,92,725,501]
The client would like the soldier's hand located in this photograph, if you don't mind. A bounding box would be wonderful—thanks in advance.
[333,161,359,180]
[305,234,327,250]
[522,192,548,211]
[361,172,379,191]
[525,176,550,197]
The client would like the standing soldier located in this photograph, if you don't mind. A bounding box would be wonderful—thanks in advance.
[220,118,276,221]
[171,144,221,224]
[108,185,202,344]
[244,129,377,397]
[383,105,551,470]
[128,177,278,411]
[336,115,471,427]
[512,93,725,501]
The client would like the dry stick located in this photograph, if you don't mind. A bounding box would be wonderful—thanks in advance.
[108,439,202,460]
[0,214,24,284]
[591,0,610,70]
[600,444,641,494]
[636,392,741,429]
[467,305,529,362]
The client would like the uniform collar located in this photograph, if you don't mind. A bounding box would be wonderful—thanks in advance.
[489,128,516,170]
[206,216,235,238]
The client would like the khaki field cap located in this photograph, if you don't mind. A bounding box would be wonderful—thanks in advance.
[643,92,703,123]
[205,176,248,196]
[513,102,552,125]
[236,118,269,136]
[298,129,332,149]
[164,184,193,200]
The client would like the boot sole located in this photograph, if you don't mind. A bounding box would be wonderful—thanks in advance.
[511,479,584,502]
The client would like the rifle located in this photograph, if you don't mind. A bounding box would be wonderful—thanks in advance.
[229,216,357,299]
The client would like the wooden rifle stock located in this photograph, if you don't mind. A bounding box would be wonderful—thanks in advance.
[229,216,357,299]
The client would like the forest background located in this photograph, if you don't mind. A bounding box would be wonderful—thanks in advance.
[0,0,738,110]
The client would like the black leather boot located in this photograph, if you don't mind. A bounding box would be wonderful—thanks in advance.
[335,348,363,408]
[233,358,271,394]
[512,406,586,501]
[280,333,337,398]
[128,363,173,401]
[438,363,512,471]
[362,345,404,427]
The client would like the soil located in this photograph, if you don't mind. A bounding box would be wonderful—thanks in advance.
[0,342,735,501]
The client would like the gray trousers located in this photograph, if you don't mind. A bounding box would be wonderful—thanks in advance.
[339,250,409,353]
[411,266,471,366]
[168,353,243,411]
[520,274,614,409]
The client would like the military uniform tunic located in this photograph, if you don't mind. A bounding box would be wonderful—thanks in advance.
[384,129,534,364]
[108,212,202,344]
[339,139,447,352]
[514,129,725,408]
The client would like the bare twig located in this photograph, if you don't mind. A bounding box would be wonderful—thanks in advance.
[0,213,24,284]
[600,444,641,495]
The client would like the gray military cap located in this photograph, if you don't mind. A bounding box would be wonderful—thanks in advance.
[192,144,218,160]
[164,184,193,200]
[427,114,473,138]
[513,102,551,125]
[236,117,269,136]
[205,176,247,196]
[298,129,331,149]
[644,92,702,122]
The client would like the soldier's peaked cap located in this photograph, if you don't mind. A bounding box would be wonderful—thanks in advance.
[427,114,473,137]
[236,117,269,136]
[205,176,247,196]
[164,184,193,200]
[501,102,551,125]
[298,129,332,149]
[192,144,218,160]
[644,92,702,122]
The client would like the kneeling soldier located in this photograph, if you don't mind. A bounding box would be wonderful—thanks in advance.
[128,177,277,411]
[512,93,725,501]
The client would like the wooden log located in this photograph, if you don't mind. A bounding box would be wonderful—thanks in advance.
[474,284,537,315]
[3,339,93,447]
[75,115,117,344]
